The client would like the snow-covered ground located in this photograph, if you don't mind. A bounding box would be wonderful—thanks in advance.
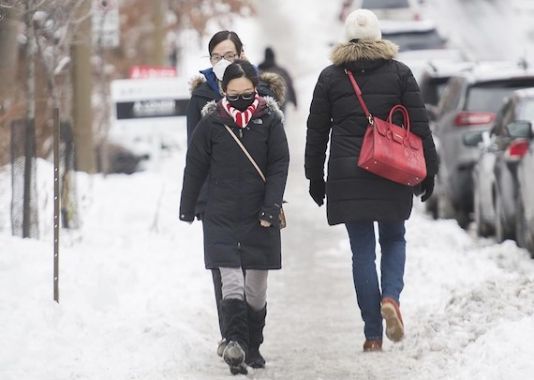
[2,0,534,379]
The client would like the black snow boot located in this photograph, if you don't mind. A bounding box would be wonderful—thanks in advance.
[245,304,267,369]
[221,299,249,375]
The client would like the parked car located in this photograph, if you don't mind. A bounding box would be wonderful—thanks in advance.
[339,0,422,22]
[513,90,534,257]
[471,93,533,240]
[381,20,447,52]
[416,61,475,218]
[430,63,534,228]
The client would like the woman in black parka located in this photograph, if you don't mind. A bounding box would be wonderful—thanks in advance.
[180,60,289,375]
[305,9,438,352]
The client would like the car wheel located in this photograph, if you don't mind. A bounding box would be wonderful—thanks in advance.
[474,190,492,237]
[495,193,513,243]
[455,209,470,230]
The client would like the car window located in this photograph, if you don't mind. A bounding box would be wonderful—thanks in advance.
[465,81,534,112]
[383,29,445,51]
[518,98,534,122]
[361,0,410,9]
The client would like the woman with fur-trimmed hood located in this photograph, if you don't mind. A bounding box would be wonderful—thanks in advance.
[305,9,438,352]
[180,60,289,375]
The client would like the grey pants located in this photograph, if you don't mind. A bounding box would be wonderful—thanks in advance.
[219,267,268,311]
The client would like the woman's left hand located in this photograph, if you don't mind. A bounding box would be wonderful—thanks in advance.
[260,219,271,227]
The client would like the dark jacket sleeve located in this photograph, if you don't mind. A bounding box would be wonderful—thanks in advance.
[260,114,290,227]
[305,69,332,180]
[399,65,439,178]
[186,94,206,145]
[180,118,212,222]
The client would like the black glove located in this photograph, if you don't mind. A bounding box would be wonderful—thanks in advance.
[420,176,435,202]
[309,179,326,206]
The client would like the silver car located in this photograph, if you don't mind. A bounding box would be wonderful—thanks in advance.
[513,90,534,257]
[431,64,534,228]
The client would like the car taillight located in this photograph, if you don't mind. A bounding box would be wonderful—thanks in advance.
[505,139,530,161]
[454,112,496,127]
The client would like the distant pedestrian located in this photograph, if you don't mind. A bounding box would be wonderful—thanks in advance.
[258,47,298,113]
[305,9,438,352]
[185,31,286,360]
[180,60,290,374]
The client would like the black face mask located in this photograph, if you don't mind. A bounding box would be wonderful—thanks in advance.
[226,92,256,111]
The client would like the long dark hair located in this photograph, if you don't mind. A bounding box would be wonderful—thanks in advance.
[208,31,243,55]
[221,60,259,92]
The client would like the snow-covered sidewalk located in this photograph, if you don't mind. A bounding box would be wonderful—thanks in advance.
[2,106,534,380]
[2,0,534,379]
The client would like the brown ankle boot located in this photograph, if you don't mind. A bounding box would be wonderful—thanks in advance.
[381,297,404,342]
[363,339,383,352]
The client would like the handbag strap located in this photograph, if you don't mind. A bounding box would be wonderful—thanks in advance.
[224,125,266,183]
[345,69,373,124]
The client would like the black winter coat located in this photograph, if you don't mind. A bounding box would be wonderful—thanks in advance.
[186,71,287,218]
[180,97,289,270]
[305,40,438,225]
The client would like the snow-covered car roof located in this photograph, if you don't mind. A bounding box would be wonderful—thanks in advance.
[459,62,534,83]
[380,20,437,34]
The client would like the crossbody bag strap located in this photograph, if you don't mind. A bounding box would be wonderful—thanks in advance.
[224,125,267,183]
[345,69,374,124]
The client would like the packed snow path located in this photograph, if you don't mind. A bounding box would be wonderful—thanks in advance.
[2,0,534,379]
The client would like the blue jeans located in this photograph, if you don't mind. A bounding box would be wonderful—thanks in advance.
[345,221,406,340]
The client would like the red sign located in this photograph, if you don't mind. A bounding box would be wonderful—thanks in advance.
[129,65,177,79]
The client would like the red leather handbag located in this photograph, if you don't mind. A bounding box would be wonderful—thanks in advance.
[346,69,426,186]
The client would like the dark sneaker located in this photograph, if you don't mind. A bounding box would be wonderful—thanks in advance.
[363,339,383,352]
[381,297,404,342]
[217,338,227,357]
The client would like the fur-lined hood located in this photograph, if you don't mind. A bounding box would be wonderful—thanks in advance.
[190,71,286,106]
[331,40,399,66]
[201,96,284,122]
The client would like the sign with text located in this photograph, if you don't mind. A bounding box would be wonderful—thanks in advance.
[129,65,177,79]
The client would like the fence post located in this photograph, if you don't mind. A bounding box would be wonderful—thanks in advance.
[53,107,60,303]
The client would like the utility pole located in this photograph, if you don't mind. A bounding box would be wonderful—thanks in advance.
[23,0,37,238]
[71,0,95,173]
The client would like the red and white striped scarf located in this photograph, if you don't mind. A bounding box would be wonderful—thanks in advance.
[222,95,260,128]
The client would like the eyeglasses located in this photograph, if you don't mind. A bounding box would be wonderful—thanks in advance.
[226,92,256,101]
[210,52,238,64]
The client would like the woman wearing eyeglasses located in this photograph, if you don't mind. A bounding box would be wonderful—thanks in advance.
[180,60,289,375]
[185,31,285,362]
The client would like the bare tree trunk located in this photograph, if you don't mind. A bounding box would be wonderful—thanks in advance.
[0,5,19,167]
[0,6,19,98]
[150,0,166,66]
[72,0,95,173]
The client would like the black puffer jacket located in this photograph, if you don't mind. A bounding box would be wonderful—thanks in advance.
[305,40,438,225]
[186,72,286,218]
[180,97,289,270]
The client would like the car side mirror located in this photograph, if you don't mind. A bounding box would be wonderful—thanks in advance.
[504,120,532,139]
